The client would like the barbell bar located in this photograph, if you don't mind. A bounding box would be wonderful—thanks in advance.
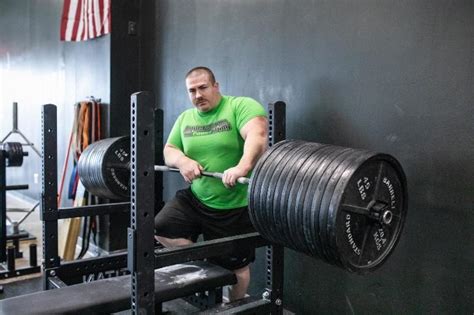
[95,163,250,184]
[154,165,250,185]
[77,136,407,273]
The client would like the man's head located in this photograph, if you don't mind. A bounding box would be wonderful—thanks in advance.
[185,67,221,112]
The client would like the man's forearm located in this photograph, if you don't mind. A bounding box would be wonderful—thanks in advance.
[237,132,268,175]
[163,145,186,168]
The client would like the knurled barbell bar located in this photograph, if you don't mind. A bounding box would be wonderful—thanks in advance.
[154,165,250,184]
[77,136,407,273]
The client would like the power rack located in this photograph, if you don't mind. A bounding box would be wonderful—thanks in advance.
[38,92,286,314]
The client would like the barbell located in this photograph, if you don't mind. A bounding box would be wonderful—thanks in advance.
[77,137,249,200]
[77,136,407,273]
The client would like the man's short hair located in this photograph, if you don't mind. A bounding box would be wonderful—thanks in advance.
[185,66,216,84]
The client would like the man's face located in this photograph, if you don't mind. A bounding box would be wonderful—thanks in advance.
[186,72,221,112]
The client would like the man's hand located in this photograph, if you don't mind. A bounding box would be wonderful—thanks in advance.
[176,156,203,184]
[222,166,248,188]
[164,143,203,184]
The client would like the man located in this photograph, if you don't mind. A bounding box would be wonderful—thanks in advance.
[154,66,268,301]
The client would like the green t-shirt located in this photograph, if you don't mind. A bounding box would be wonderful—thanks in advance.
[167,95,267,210]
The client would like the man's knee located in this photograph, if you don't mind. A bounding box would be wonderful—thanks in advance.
[234,265,250,281]
[154,211,168,232]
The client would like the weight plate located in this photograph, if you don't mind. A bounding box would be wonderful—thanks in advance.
[271,141,316,248]
[302,146,352,259]
[248,140,287,216]
[318,149,369,266]
[323,149,372,268]
[102,137,130,199]
[302,146,348,259]
[288,145,334,255]
[78,136,130,200]
[315,148,358,264]
[265,141,301,244]
[294,145,334,258]
[311,147,352,263]
[280,143,326,252]
[250,141,285,241]
[261,141,301,243]
[248,140,293,242]
[330,154,407,273]
[3,142,23,167]
[325,149,374,269]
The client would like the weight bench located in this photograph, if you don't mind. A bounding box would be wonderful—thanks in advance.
[0,260,236,314]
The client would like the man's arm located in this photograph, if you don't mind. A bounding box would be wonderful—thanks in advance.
[222,116,268,188]
[164,144,203,184]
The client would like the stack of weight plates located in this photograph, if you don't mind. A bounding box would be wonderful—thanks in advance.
[78,136,130,200]
[2,142,24,167]
[248,140,407,273]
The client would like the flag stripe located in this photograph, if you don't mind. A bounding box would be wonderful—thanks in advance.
[98,0,104,34]
[65,0,79,41]
[71,0,83,41]
[60,0,71,41]
[103,0,110,35]
[83,0,88,40]
[76,0,84,41]
[60,0,111,42]
[88,0,94,39]
[93,0,100,38]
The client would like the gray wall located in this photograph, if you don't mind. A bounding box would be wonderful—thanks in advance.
[0,0,110,204]
[154,1,473,313]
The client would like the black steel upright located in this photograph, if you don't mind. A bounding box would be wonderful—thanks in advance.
[265,101,286,314]
[41,104,60,289]
[154,109,164,212]
[0,151,6,263]
[128,92,156,314]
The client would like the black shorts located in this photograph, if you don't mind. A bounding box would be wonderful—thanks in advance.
[154,188,256,270]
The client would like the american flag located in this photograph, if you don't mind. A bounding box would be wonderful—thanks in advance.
[60,0,111,42]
